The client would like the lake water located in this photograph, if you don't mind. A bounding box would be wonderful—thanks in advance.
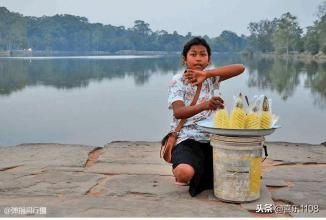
[0,54,325,146]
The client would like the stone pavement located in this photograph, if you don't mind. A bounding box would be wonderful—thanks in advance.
[0,141,325,217]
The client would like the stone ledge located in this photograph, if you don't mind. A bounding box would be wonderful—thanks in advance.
[0,141,325,217]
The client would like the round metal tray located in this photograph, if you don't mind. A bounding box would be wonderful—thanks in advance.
[196,119,281,137]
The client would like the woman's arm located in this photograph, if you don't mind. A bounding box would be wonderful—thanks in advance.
[172,101,205,119]
[184,64,245,85]
[172,97,224,119]
[206,64,245,81]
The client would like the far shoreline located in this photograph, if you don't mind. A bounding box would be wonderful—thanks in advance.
[244,51,326,63]
[0,50,179,57]
[1,50,326,63]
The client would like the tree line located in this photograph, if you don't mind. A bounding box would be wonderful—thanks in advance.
[0,6,246,53]
[247,2,326,55]
[0,1,325,55]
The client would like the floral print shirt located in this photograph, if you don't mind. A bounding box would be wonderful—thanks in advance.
[168,72,220,145]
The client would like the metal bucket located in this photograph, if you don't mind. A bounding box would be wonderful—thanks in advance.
[211,135,264,203]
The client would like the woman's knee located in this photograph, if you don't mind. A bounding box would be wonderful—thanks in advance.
[173,164,195,182]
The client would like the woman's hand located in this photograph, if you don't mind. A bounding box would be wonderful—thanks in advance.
[184,69,207,85]
[201,96,224,110]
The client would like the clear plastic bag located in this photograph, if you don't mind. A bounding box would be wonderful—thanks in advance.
[229,93,246,129]
[213,90,229,128]
[259,95,272,129]
[245,95,261,129]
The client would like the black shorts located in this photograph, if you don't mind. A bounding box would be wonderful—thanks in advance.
[171,139,213,195]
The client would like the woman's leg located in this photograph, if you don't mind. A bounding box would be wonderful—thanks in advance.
[171,139,203,185]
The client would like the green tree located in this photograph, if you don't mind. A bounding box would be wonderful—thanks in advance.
[315,5,326,54]
[211,31,247,52]
[304,26,320,54]
[132,20,152,35]
[302,1,326,55]
[0,7,27,50]
[0,6,249,53]
[272,13,303,54]
[316,1,326,19]
[247,19,277,52]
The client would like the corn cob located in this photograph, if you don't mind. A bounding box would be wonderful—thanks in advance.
[245,112,260,129]
[214,109,229,128]
[229,93,246,129]
[260,96,271,129]
[245,101,260,129]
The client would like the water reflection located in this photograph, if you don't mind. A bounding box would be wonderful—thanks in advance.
[246,58,300,100]
[0,56,181,95]
[1,55,326,146]
[245,57,326,106]
[0,55,326,109]
[304,62,326,108]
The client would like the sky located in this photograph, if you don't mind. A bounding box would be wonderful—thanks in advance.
[0,0,324,37]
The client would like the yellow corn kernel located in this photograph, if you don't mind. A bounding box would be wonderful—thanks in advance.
[214,109,229,128]
[260,111,271,129]
[245,112,260,129]
[229,107,246,129]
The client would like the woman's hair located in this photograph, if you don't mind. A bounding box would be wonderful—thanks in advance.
[182,37,211,59]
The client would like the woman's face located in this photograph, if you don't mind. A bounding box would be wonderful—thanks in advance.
[184,45,210,70]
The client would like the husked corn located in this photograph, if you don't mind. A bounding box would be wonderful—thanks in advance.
[229,93,246,129]
[245,112,260,129]
[230,107,246,128]
[260,96,271,129]
[260,111,271,129]
[214,109,229,128]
